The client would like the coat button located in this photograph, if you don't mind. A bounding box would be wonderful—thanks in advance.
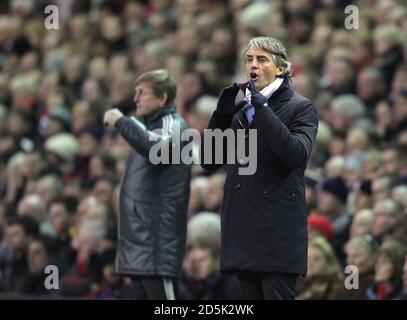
[234,184,241,190]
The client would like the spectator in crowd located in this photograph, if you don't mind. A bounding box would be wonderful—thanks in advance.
[350,209,374,238]
[60,219,106,298]
[309,120,331,167]
[366,243,407,300]
[34,174,64,207]
[88,151,116,180]
[317,176,352,266]
[93,248,135,299]
[202,173,225,214]
[21,235,61,296]
[371,174,401,204]
[343,236,376,300]
[381,145,407,177]
[307,213,334,242]
[296,236,344,300]
[17,194,47,229]
[48,195,78,259]
[392,185,407,212]
[327,95,366,137]
[0,216,39,293]
[372,24,404,88]
[356,66,386,116]
[43,134,80,177]
[187,177,208,218]
[352,180,373,212]
[372,199,402,245]
[183,212,240,300]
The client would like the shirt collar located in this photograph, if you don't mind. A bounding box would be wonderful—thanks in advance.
[244,77,285,102]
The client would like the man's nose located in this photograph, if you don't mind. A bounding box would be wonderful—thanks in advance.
[250,60,259,69]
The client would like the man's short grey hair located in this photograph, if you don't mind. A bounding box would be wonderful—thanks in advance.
[392,185,407,208]
[240,2,272,33]
[316,121,332,145]
[331,94,366,118]
[345,235,375,255]
[244,36,293,79]
[191,176,209,199]
[326,155,345,174]
[375,198,401,218]
[187,212,221,246]
[38,174,64,195]
[194,95,217,116]
[355,209,373,222]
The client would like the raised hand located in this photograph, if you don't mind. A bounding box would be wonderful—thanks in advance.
[247,80,268,110]
[216,83,242,116]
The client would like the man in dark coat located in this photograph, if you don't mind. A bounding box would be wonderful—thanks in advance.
[104,69,191,300]
[201,37,319,299]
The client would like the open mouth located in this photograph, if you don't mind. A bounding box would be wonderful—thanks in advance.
[250,72,258,81]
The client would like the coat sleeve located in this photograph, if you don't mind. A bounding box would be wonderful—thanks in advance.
[115,115,183,160]
[200,111,234,171]
[200,100,248,171]
[255,99,319,170]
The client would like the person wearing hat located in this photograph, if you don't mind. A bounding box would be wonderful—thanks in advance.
[44,132,79,176]
[307,212,334,241]
[317,176,352,267]
[353,179,373,212]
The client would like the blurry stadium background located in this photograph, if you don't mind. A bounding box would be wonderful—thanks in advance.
[0,0,407,299]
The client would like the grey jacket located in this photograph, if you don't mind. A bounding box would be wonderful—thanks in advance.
[114,103,191,278]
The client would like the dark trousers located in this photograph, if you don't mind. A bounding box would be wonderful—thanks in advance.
[131,276,179,300]
[236,271,298,300]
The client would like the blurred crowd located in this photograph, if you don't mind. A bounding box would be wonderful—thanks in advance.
[0,0,407,299]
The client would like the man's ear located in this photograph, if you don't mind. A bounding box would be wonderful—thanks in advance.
[159,93,168,107]
[276,66,284,77]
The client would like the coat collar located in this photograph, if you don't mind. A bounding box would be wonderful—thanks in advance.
[142,102,176,126]
[266,77,294,110]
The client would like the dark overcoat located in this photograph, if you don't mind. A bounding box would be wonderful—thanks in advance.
[202,79,319,275]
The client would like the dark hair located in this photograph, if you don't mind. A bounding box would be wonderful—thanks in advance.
[376,243,407,286]
[93,151,116,173]
[49,195,79,215]
[30,235,59,257]
[7,216,39,238]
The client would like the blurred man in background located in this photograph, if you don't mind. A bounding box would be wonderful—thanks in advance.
[104,69,191,300]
